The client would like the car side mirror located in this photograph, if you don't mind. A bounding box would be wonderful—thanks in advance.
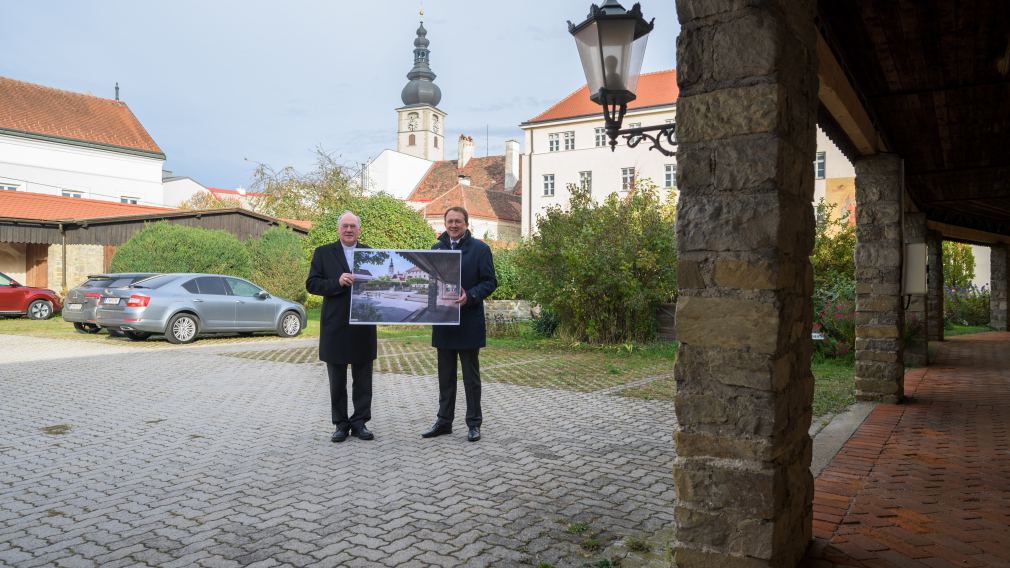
[8,280,21,288]
[256,291,270,299]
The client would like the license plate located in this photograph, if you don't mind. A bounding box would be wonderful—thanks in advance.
[67,303,83,310]
[102,297,120,305]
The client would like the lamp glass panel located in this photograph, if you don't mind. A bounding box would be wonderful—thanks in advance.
[573,22,604,95]
[598,19,636,92]
[623,32,650,95]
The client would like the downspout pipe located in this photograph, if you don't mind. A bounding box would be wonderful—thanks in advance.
[59,222,67,293]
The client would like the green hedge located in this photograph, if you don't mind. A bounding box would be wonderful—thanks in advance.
[110,221,252,277]
[490,246,520,300]
[248,226,307,303]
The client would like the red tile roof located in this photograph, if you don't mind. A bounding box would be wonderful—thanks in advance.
[422,184,521,223]
[0,76,163,156]
[409,156,508,202]
[0,191,173,221]
[524,69,679,124]
[280,218,313,231]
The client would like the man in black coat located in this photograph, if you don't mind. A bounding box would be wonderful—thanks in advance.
[306,211,378,442]
[421,206,498,442]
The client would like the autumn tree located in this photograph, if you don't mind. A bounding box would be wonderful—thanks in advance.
[178,190,240,210]
[247,148,362,221]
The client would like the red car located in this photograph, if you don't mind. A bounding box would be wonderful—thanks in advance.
[0,271,62,320]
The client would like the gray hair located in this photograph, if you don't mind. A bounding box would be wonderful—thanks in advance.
[338,210,361,227]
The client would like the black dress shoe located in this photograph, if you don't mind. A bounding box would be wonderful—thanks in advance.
[420,422,452,438]
[331,428,349,443]
[350,425,374,440]
[468,427,481,442]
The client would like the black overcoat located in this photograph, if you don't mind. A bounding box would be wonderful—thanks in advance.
[306,242,377,364]
[431,230,497,350]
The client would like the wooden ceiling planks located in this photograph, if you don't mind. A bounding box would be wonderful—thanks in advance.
[819,0,1010,236]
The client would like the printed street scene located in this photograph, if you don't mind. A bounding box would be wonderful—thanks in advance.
[351,249,461,325]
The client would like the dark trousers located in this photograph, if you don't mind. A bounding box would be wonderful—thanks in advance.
[436,348,482,428]
[326,361,372,430]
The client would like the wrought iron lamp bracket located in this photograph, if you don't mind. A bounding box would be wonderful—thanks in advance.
[602,101,677,157]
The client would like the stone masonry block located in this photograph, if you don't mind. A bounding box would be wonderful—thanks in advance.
[677,84,781,143]
[676,296,781,353]
[678,194,780,253]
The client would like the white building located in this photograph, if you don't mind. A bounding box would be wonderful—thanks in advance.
[518,70,679,236]
[0,76,166,206]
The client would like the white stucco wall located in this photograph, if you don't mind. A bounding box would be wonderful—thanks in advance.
[520,106,678,235]
[365,149,434,200]
[971,245,991,289]
[162,177,208,207]
[0,134,165,205]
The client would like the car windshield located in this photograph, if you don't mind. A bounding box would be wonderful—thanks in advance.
[130,275,177,289]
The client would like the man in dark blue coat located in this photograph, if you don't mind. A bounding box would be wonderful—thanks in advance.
[421,207,497,442]
[305,211,378,443]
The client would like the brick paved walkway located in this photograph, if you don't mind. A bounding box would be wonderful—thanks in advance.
[0,335,677,568]
[805,332,1010,567]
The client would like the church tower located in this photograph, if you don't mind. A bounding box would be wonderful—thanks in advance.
[396,19,445,161]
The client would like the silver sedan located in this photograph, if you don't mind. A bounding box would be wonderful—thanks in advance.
[96,273,306,344]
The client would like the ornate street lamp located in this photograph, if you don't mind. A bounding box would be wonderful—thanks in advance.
[569,0,676,156]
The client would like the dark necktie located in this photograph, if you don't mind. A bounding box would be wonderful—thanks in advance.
[451,241,458,250]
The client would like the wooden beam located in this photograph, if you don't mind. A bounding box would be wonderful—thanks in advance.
[927,219,1010,246]
[817,31,880,156]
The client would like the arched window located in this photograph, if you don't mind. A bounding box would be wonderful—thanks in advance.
[408,134,416,146]
[434,137,439,148]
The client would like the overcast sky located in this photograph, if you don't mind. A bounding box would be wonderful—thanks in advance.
[3,1,679,189]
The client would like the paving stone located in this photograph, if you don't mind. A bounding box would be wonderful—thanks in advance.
[0,334,678,568]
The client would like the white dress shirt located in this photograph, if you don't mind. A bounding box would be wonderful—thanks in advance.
[341,242,356,271]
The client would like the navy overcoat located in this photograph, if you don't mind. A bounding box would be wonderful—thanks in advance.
[431,230,497,350]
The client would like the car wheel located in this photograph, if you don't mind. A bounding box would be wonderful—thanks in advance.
[27,300,53,320]
[124,331,152,341]
[165,313,200,344]
[73,322,101,334]
[277,311,303,338]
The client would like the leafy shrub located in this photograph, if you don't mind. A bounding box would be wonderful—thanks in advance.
[812,280,856,357]
[304,193,435,307]
[490,245,520,300]
[515,182,677,343]
[944,284,990,327]
[247,226,307,303]
[305,193,435,255]
[810,199,856,358]
[531,309,560,338]
[811,199,855,293]
[110,221,251,277]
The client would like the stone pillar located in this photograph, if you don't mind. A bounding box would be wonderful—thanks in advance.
[903,213,927,367]
[672,1,817,566]
[854,154,904,402]
[926,231,944,342]
[991,245,1009,331]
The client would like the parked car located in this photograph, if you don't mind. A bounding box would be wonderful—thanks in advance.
[63,273,158,333]
[95,273,306,344]
[0,271,61,320]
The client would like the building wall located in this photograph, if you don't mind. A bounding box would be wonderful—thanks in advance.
[0,243,27,283]
[0,134,165,206]
[423,216,519,242]
[972,245,991,288]
[814,126,856,205]
[365,149,434,200]
[46,244,104,293]
[520,106,678,235]
[162,177,208,207]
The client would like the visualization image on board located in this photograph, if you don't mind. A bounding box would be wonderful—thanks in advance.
[349,249,462,325]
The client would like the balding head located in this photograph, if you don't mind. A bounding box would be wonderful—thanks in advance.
[338,210,361,246]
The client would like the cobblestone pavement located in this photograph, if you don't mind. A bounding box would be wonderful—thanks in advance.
[0,334,677,567]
